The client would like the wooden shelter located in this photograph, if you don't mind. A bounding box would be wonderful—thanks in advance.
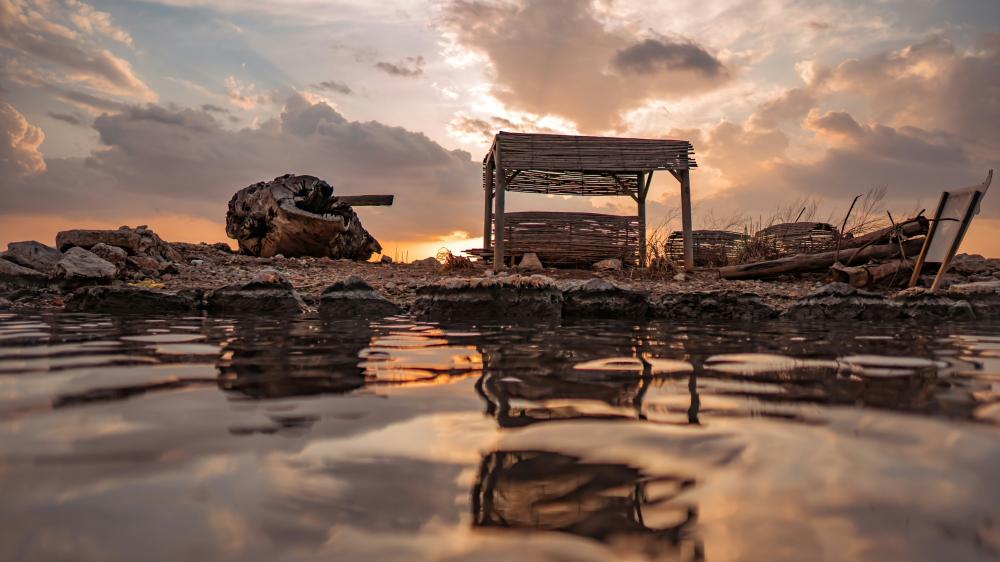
[479,132,697,270]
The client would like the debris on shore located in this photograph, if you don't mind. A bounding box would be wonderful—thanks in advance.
[3,225,1000,322]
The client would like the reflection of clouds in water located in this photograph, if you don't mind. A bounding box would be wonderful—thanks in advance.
[1,313,1000,561]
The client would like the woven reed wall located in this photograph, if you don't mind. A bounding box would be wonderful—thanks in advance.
[474,212,639,266]
[666,230,749,266]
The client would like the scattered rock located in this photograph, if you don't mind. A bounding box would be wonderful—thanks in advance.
[1,241,63,275]
[948,280,1000,296]
[673,272,686,282]
[190,259,205,266]
[206,269,305,314]
[210,242,234,254]
[0,258,48,288]
[65,286,203,313]
[411,257,441,268]
[225,174,381,260]
[413,274,562,323]
[89,243,127,273]
[319,275,400,318]
[56,225,180,262]
[518,252,544,272]
[593,258,622,272]
[560,278,648,319]
[380,255,393,264]
[126,256,177,278]
[53,248,116,288]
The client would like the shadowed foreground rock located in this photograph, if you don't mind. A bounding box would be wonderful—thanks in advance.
[1,241,63,275]
[559,278,648,319]
[0,258,48,288]
[413,274,562,323]
[66,286,203,313]
[320,275,400,319]
[226,174,381,260]
[206,269,305,313]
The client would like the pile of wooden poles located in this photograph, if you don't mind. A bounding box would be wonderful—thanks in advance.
[719,216,928,287]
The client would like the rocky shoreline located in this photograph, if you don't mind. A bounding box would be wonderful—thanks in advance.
[3,236,1000,322]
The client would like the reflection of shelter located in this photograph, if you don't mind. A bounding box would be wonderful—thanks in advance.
[472,451,702,559]
[476,354,700,428]
[474,132,698,270]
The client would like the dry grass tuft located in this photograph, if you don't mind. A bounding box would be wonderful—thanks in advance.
[436,247,475,271]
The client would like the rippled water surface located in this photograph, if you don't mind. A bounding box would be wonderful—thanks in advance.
[1,311,999,561]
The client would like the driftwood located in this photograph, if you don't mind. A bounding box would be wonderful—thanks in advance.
[720,238,924,280]
[831,260,914,289]
[225,174,382,260]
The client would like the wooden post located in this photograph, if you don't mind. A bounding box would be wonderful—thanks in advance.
[493,145,506,270]
[679,169,694,272]
[637,172,646,267]
[484,158,494,251]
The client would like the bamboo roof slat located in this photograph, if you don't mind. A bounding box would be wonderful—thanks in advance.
[482,131,697,197]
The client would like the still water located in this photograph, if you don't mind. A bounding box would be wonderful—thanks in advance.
[1,311,998,562]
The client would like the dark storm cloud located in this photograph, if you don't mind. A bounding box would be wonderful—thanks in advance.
[46,112,86,127]
[612,38,724,77]
[374,57,425,78]
[312,80,353,95]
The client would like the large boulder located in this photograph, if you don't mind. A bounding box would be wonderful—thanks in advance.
[56,225,181,262]
[225,174,381,260]
[1,241,63,274]
[53,248,117,288]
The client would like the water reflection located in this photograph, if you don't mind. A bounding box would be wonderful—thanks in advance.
[0,311,998,561]
[473,450,703,560]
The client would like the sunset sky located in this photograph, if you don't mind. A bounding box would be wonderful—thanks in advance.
[1,0,998,258]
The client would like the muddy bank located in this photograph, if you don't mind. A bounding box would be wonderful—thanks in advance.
[3,241,1000,322]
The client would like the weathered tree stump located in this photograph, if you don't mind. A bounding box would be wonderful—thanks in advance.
[225,174,382,260]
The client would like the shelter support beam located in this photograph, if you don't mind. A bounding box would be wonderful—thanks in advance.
[638,172,646,266]
[679,169,694,271]
[484,158,494,249]
[493,146,506,269]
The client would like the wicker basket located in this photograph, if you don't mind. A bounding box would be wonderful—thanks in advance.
[754,222,840,257]
[666,230,749,266]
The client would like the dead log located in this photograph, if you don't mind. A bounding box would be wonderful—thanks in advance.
[720,238,924,280]
[225,174,382,260]
[830,259,914,289]
[838,216,928,251]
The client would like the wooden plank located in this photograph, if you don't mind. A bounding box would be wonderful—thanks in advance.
[334,195,394,206]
